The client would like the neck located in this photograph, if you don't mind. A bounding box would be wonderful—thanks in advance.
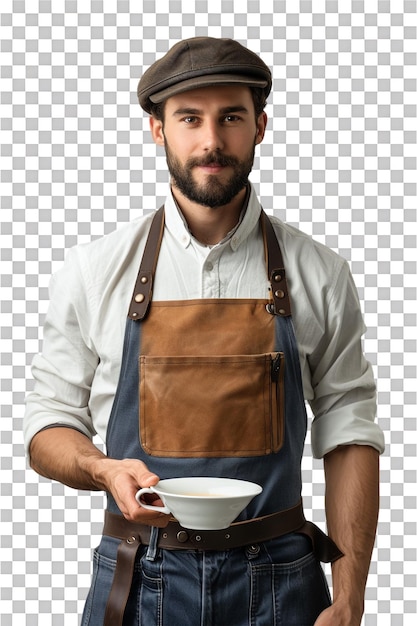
[171,185,248,246]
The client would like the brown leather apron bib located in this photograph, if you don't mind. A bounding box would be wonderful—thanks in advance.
[128,206,291,459]
[139,299,284,457]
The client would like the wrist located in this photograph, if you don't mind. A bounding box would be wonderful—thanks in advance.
[331,591,364,625]
[83,455,116,492]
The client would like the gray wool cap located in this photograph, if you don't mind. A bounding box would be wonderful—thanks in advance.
[137,37,272,113]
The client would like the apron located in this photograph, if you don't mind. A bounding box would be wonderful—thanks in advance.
[81,207,342,626]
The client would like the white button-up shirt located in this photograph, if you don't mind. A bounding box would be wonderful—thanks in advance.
[24,184,385,459]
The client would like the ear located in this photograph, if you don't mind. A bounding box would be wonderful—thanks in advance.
[255,111,267,145]
[149,116,165,146]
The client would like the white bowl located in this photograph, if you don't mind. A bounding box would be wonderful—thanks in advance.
[135,476,263,530]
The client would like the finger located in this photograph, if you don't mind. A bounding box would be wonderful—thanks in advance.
[137,493,164,507]
[131,462,160,489]
[126,500,171,526]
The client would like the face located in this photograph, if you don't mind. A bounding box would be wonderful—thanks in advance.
[150,85,267,209]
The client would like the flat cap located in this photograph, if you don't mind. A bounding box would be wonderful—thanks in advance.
[138,37,272,113]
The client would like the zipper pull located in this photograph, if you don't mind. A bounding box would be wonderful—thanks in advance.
[271,353,281,382]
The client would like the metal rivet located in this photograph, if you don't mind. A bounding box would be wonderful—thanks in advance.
[162,532,168,539]
[266,303,275,315]
[195,535,202,542]
[134,293,145,303]
[248,544,260,555]
[224,533,231,540]
[126,536,136,544]
[132,312,137,318]
[176,530,189,543]
[278,309,286,315]
[140,276,148,284]
[275,290,285,299]
[273,273,282,282]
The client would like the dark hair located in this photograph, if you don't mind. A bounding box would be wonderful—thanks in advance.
[148,101,165,121]
[148,86,267,122]
[250,86,267,118]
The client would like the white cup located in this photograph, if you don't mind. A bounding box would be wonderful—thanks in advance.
[135,476,262,530]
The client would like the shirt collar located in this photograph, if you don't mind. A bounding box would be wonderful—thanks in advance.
[164,183,263,251]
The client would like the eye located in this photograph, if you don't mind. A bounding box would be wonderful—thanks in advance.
[223,115,241,123]
[182,116,199,124]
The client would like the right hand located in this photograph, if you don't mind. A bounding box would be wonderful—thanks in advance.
[97,457,171,526]
[29,429,169,526]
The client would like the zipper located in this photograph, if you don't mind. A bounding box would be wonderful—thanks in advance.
[271,352,281,382]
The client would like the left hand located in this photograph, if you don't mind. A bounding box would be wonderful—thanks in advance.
[314,602,362,626]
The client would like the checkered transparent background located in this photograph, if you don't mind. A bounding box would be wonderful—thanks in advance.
[1,1,416,624]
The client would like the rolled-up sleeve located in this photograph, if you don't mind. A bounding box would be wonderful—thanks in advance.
[24,248,99,456]
[309,259,385,458]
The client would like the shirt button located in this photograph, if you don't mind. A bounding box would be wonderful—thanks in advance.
[205,262,213,271]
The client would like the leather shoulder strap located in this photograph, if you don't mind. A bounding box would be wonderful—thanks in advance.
[128,206,165,320]
[261,210,292,317]
[128,206,292,320]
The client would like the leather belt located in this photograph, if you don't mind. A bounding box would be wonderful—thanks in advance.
[103,500,342,626]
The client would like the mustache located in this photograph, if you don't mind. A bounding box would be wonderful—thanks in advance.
[186,152,239,168]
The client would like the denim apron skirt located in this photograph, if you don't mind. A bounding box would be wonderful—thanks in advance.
[81,208,341,626]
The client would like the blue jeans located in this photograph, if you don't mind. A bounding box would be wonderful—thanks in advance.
[81,533,331,626]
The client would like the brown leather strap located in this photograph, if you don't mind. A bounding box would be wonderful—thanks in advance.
[128,206,165,320]
[103,501,342,625]
[103,500,342,559]
[298,520,344,564]
[103,534,140,626]
[104,500,304,550]
[261,210,292,317]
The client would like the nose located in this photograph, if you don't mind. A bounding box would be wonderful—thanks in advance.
[201,119,225,152]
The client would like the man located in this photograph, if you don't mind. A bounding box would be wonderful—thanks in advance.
[24,37,385,625]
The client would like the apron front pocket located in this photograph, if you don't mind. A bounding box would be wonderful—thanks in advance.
[139,352,284,458]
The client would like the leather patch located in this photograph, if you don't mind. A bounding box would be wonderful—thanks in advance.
[139,351,285,458]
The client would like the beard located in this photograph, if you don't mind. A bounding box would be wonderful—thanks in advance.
[164,140,256,208]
